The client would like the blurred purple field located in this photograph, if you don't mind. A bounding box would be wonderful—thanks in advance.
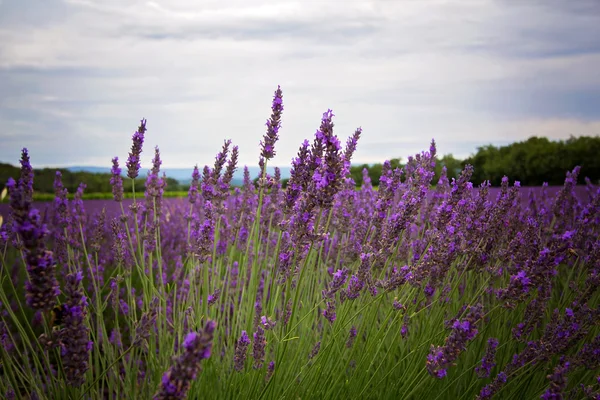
[0,185,593,223]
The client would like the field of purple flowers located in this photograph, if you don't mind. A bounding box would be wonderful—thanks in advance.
[0,86,599,399]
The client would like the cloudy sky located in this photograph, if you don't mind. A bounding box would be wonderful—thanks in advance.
[1,0,599,170]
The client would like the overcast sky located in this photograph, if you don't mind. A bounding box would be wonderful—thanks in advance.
[1,0,599,170]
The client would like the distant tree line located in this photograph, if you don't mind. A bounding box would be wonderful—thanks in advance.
[349,136,600,187]
[2,136,598,194]
[0,164,184,194]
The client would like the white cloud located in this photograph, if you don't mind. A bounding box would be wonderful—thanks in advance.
[0,0,598,169]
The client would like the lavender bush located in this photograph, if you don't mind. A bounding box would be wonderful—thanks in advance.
[0,86,599,400]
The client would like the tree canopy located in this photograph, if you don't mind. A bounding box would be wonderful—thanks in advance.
[349,135,600,187]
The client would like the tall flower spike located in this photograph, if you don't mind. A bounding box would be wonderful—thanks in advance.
[188,165,201,205]
[476,338,499,378]
[110,157,124,202]
[153,321,216,400]
[9,150,60,311]
[59,271,92,387]
[342,127,362,175]
[260,85,284,160]
[252,326,266,369]
[126,119,147,179]
[19,148,34,203]
[234,331,251,372]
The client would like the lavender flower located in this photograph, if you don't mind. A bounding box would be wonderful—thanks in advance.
[252,326,266,369]
[188,165,200,204]
[8,151,60,311]
[266,361,275,381]
[110,157,124,202]
[260,85,284,160]
[346,275,364,300]
[133,298,159,350]
[59,271,92,387]
[52,171,69,266]
[323,268,349,298]
[426,304,484,378]
[234,331,251,372]
[346,326,357,348]
[260,316,276,330]
[323,300,336,324]
[541,360,570,400]
[309,341,321,359]
[342,127,362,175]
[126,119,147,179]
[476,338,499,378]
[153,320,216,400]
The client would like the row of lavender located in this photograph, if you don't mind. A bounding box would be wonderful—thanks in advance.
[0,86,599,399]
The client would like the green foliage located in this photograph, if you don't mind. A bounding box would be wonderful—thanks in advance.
[464,136,600,186]
[349,136,600,187]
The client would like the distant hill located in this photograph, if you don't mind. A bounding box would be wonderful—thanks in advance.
[67,165,292,184]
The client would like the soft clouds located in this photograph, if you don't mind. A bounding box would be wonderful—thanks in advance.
[0,0,599,168]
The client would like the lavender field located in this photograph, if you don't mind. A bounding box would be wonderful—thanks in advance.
[0,87,599,399]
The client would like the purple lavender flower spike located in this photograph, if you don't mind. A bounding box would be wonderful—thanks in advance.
[126,119,147,179]
[9,151,60,311]
[476,338,499,378]
[324,268,349,298]
[346,275,364,300]
[309,341,321,359]
[234,331,251,372]
[252,326,266,369]
[110,157,124,202]
[59,271,92,387]
[426,304,484,378]
[323,300,337,324]
[266,361,275,381]
[346,326,357,348]
[541,360,570,400]
[342,127,362,175]
[153,320,216,400]
[188,165,201,205]
[260,85,284,160]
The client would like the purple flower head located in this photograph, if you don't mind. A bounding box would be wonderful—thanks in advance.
[188,165,201,204]
[59,270,92,387]
[346,326,357,348]
[541,361,570,400]
[309,341,321,359]
[126,119,147,179]
[9,156,60,312]
[110,157,124,202]
[133,298,159,349]
[426,304,483,379]
[153,320,216,400]
[252,326,267,369]
[401,324,408,338]
[260,315,276,330]
[260,85,284,160]
[323,300,336,324]
[53,171,70,231]
[266,361,275,381]
[222,145,239,188]
[17,148,34,201]
[207,288,220,307]
[324,268,349,298]
[476,338,499,378]
[346,275,364,300]
[342,127,362,174]
[234,331,251,372]
[393,300,405,311]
